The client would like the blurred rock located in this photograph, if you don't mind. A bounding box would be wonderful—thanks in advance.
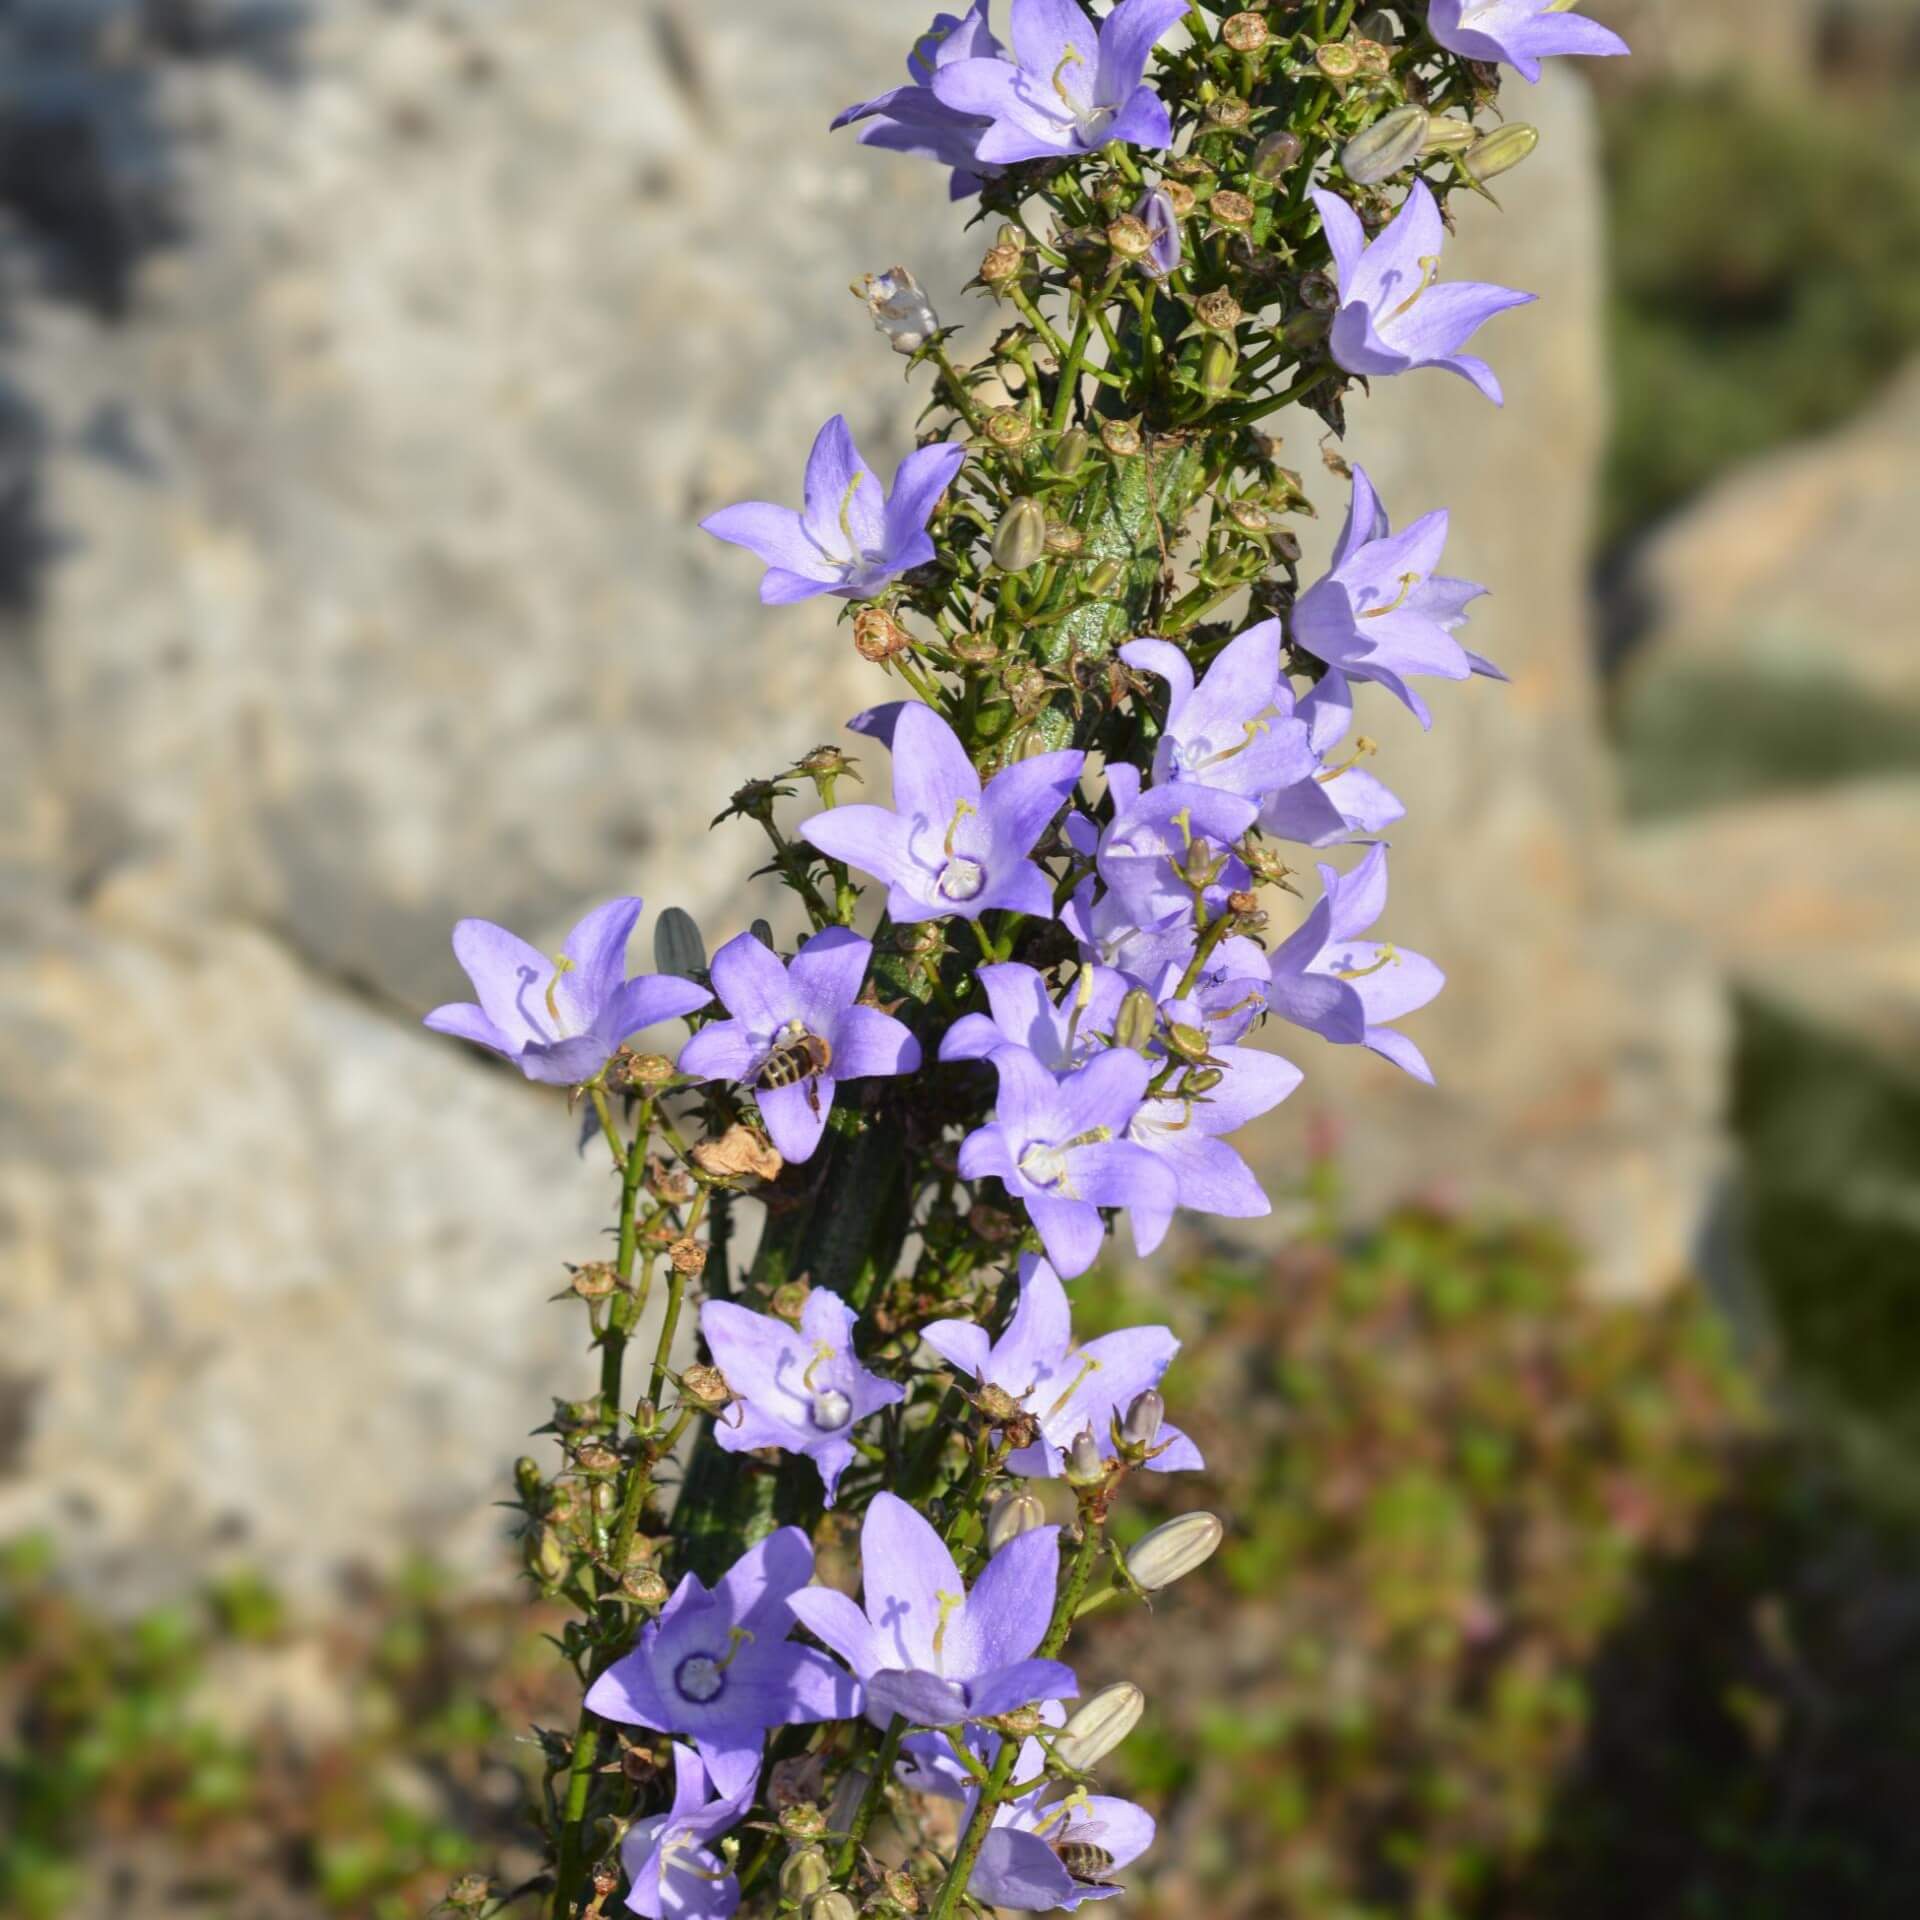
[1236,68,1725,1300]
[1617,359,1920,817]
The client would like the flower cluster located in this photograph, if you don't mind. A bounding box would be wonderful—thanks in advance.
[424,5,1628,1916]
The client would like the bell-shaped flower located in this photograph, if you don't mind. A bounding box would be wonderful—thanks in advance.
[1428,0,1628,84]
[833,2,1006,197]
[1291,465,1499,729]
[1135,186,1182,279]
[701,416,965,605]
[424,897,710,1088]
[973,1777,1157,1910]
[1126,1044,1304,1254]
[585,1529,858,1776]
[700,1288,905,1507]
[922,1255,1202,1476]
[1061,878,1198,990]
[677,927,920,1166]
[787,1492,1078,1730]
[957,1044,1176,1279]
[932,0,1188,164]
[1313,182,1536,403]
[1258,669,1407,846]
[939,961,1129,1076]
[1265,845,1444,1083]
[1088,763,1256,926]
[799,703,1084,925]
[618,1744,757,1920]
[1145,934,1271,1047]
[1119,625,1318,806]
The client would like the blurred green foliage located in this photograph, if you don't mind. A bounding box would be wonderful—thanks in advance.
[1601,80,1920,553]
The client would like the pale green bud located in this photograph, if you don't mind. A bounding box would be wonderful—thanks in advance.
[805,1893,858,1920]
[1465,123,1540,181]
[1199,335,1238,399]
[780,1850,831,1902]
[988,1489,1048,1552]
[1052,1682,1146,1772]
[1125,1511,1224,1591]
[991,497,1048,573]
[1113,987,1159,1053]
[1341,105,1429,186]
[1054,427,1092,475]
[653,907,706,979]
[1422,114,1478,155]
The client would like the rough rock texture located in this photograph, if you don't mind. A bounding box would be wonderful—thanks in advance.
[1,8,1715,1600]
[1235,68,1724,1301]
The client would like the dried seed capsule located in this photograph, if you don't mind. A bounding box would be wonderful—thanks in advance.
[1106,213,1154,260]
[980,239,1023,285]
[1221,11,1268,52]
[1251,130,1303,180]
[1053,1682,1147,1772]
[653,907,706,979]
[1098,418,1142,457]
[853,606,910,662]
[1315,42,1361,81]
[1341,104,1429,186]
[1159,179,1196,217]
[1297,269,1339,312]
[855,266,940,355]
[1352,36,1391,76]
[991,496,1048,572]
[1194,288,1243,332]
[987,408,1035,451]
[1226,499,1274,535]
[1126,1511,1224,1591]
[1204,94,1251,130]
[1422,113,1478,155]
[1044,520,1084,556]
[1465,122,1540,181]
[987,1489,1047,1552]
[1209,189,1255,228]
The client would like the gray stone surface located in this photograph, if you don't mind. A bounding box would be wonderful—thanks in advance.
[0,8,1717,1600]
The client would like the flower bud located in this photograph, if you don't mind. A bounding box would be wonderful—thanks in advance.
[1121,1389,1165,1449]
[1355,8,1398,42]
[1208,189,1254,229]
[856,266,940,356]
[1341,105,1429,186]
[1125,1511,1224,1591]
[1182,1067,1225,1094]
[528,1526,569,1586]
[770,1280,810,1325]
[750,919,776,948]
[1199,335,1237,399]
[653,907,706,979]
[1066,1429,1106,1484]
[1221,11,1268,52]
[1251,130,1303,181]
[1113,987,1159,1053]
[805,1892,858,1920]
[988,1489,1047,1552]
[1054,427,1091,475]
[780,1849,831,1902]
[1053,1682,1146,1772]
[991,497,1048,573]
[1465,123,1540,182]
[1133,187,1181,280]
[824,1774,868,1843]
[1423,114,1478,155]
[853,606,910,662]
[514,1456,543,1504]
[1084,558,1123,596]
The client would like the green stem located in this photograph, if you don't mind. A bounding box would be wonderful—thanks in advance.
[836,1716,907,1874]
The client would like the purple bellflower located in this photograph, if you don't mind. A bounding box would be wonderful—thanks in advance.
[1291,465,1500,728]
[973,1775,1157,1910]
[424,897,710,1088]
[957,1044,1177,1279]
[1119,625,1318,805]
[832,3,1005,198]
[585,1529,858,1774]
[922,1254,1202,1476]
[788,1491,1077,1730]
[1314,181,1536,403]
[1258,669,1407,846]
[1086,763,1256,925]
[933,0,1189,164]
[1265,844,1445,1083]
[1061,880,1198,989]
[939,961,1129,1075]
[676,927,920,1166]
[1135,186,1182,279]
[1428,0,1629,83]
[701,416,965,606]
[618,1744,757,1920]
[1146,934,1270,1046]
[798,702,1084,924]
[1127,1042,1304,1254]
[700,1288,905,1507]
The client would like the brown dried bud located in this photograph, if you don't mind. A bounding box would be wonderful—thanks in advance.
[1204,95,1251,130]
[1315,41,1361,80]
[680,1363,730,1409]
[570,1261,618,1300]
[975,1383,1022,1422]
[1353,36,1392,76]
[1226,499,1273,535]
[1194,288,1244,332]
[444,1873,494,1913]
[1159,179,1196,217]
[770,1280,810,1326]
[951,630,1001,668]
[669,1237,708,1276]
[1044,520,1084,556]
[621,1741,666,1784]
[1227,889,1258,917]
[1106,213,1153,259]
[1221,11,1268,52]
[1209,190,1255,229]
[991,1705,1045,1738]
[646,1158,697,1203]
[1169,153,1215,181]
[622,1567,670,1608]
[986,408,1035,451]
[1297,269,1339,312]
[614,1051,678,1090]
[592,1865,621,1900]
[575,1440,622,1475]
[691,1125,784,1183]
[884,1869,921,1913]
[1099,418,1142,457]
[980,240,1023,285]
[853,606,910,662]
[781,1802,828,1840]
